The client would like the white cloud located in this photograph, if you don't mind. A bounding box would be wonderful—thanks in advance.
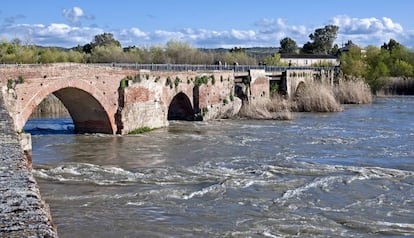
[0,14,413,49]
[230,29,256,40]
[331,15,408,47]
[0,23,102,46]
[130,28,148,38]
[62,6,84,25]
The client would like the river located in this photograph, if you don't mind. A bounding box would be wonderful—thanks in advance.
[25,97,414,237]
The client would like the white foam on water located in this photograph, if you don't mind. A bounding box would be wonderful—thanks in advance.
[182,183,225,200]
[34,163,147,185]
[126,202,145,206]
[262,230,281,238]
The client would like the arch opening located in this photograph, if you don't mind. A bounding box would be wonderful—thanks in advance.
[24,87,113,134]
[168,92,195,121]
[24,94,74,134]
[54,87,113,134]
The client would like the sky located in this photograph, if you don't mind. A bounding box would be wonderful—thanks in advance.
[1,0,414,49]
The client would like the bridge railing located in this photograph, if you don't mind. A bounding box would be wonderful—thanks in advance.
[100,63,339,73]
[0,63,339,72]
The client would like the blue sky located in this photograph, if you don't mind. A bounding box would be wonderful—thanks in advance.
[1,0,413,49]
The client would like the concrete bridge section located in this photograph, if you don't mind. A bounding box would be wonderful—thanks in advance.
[0,63,238,135]
[236,68,336,101]
[0,92,58,237]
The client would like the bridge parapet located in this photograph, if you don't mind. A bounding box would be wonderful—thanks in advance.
[109,63,338,73]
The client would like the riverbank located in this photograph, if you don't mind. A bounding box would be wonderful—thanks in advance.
[0,92,58,237]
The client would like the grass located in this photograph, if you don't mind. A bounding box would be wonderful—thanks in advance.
[128,127,154,134]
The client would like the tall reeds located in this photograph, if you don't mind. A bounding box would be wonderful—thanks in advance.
[292,82,343,112]
[379,78,414,95]
[237,97,292,120]
[334,80,372,104]
[236,79,373,120]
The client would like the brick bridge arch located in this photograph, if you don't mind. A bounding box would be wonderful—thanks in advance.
[18,79,117,134]
[167,92,194,121]
[1,64,237,135]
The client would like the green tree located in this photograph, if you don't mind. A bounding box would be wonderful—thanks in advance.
[229,47,245,54]
[279,37,298,54]
[263,53,288,66]
[165,40,196,64]
[66,50,85,63]
[223,48,257,65]
[364,46,391,93]
[365,61,389,93]
[301,25,339,54]
[339,44,366,79]
[90,45,123,63]
[301,42,315,54]
[150,45,166,64]
[38,48,59,63]
[330,43,339,55]
[393,59,414,79]
[381,39,400,52]
[91,32,121,48]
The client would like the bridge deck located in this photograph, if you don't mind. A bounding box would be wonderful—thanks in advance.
[99,63,339,72]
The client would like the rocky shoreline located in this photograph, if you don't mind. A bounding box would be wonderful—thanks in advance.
[0,91,58,237]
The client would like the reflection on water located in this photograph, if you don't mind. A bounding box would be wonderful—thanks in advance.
[27,97,414,237]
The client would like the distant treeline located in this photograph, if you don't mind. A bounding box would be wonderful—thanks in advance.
[0,35,274,66]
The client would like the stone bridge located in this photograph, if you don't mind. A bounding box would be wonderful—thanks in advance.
[0,63,336,135]
[0,63,238,134]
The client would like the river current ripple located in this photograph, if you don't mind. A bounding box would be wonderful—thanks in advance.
[27,97,414,237]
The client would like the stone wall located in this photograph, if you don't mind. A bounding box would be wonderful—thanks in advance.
[249,70,270,102]
[0,91,58,237]
[120,70,239,133]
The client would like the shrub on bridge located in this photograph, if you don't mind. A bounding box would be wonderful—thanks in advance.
[7,79,14,89]
[120,79,127,89]
[174,77,181,88]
